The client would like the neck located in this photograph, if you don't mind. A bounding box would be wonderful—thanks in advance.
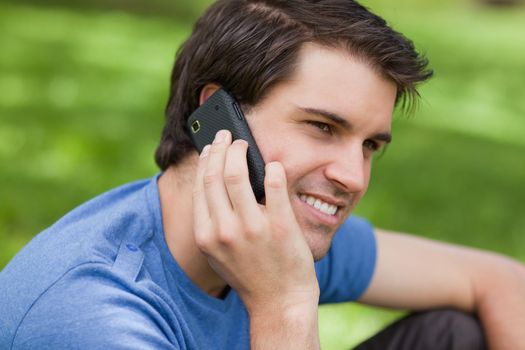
[157,156,227,298]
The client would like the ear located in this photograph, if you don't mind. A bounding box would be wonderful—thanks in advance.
[199,84,221,106]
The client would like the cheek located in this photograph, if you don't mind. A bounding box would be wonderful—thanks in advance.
[254,131,295,165]
[249,120,277,162]
[258,141,312,191]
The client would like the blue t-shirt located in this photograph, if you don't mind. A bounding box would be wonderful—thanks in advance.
[0,176,376,349]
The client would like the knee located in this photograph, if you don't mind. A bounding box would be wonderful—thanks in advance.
[417,308,487,350]
[352,308,487,350]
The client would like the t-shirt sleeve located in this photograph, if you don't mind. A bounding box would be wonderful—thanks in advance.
[315,216,377,304]
[11,263,182,350]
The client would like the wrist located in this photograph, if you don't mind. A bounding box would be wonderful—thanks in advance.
[242,276,320,314]
[246,289,320,320]
[248,298,320,350]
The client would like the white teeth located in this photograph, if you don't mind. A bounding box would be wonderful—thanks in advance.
[299,195,338,216]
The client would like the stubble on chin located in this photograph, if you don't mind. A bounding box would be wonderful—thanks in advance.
[301,221,338,262]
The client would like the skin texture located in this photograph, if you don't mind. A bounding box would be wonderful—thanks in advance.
[158,42,525,349]
[244,44,395,261]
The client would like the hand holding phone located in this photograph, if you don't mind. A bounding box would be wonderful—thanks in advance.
[186,89,266,202]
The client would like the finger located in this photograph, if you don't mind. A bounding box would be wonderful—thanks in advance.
[223,139,260,221]
[192,144,211,234]
[203,129,235,221]
[264,162,295,220]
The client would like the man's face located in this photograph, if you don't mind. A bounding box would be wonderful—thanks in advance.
[246,43,397,260]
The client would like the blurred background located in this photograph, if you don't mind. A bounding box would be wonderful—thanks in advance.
[1,0,524,348]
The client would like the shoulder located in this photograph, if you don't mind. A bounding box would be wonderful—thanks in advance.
[9,261,181,349]
[0,176,169,348]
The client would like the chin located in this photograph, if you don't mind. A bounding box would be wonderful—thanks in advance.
[311,247,331,262]
[304,230,336,262]
[296,215,340,262]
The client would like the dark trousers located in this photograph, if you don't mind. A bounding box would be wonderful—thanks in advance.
[353,309,487,350]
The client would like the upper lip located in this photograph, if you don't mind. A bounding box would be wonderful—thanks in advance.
[298,192,348,208]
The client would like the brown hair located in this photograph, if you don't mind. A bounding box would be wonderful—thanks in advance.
[155,0,433,170]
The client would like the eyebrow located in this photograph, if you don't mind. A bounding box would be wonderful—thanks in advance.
[298,106,392,143]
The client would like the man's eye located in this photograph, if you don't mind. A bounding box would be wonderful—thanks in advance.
[363,139,380,152]
[307,121,333,134]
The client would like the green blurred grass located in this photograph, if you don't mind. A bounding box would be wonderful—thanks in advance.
[1,1,524,348]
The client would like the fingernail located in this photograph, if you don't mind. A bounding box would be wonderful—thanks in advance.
[213,130,227,144]
[232,139,248,146]
[201,145,210,157]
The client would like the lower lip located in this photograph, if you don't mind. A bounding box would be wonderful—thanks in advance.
[295,196,341,227]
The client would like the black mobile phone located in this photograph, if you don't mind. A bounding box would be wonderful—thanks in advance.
[186,88,266,202]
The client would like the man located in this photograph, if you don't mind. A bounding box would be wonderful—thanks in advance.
[1,0,524,349]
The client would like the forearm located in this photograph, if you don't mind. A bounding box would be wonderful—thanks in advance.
[363,230,525,349]
[192,134,322,348]
[474,256,525,349]
[249,301,320,350]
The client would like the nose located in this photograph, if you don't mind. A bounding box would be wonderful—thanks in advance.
[324,145,368,194]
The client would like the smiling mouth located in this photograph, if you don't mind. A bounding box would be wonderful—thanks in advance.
[299,194,339,216]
